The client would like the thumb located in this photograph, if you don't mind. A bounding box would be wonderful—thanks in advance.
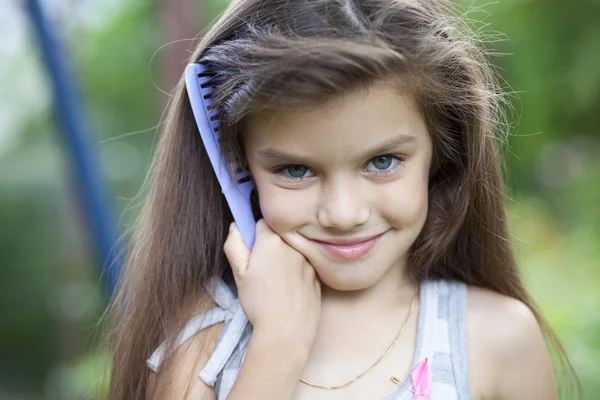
[223,222,251,278]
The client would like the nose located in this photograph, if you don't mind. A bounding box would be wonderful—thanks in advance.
[317,177,370,231]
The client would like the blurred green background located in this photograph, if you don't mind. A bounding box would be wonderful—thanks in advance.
[0,0,597,398]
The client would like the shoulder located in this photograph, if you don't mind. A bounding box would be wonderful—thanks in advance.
[465,285,557,400]
[147,296,225,400]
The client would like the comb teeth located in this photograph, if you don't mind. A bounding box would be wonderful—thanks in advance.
[235,167,253,184]
[186,62,257,248]
[195,68,251,186]
[237,175,252,184]
[195,74,220,137]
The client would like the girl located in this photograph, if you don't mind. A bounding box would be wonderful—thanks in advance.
[106,0,579,399]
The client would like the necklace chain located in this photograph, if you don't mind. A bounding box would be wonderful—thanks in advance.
[299,290,418,390]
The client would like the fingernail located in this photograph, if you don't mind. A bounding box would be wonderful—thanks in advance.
[229,222,235,232]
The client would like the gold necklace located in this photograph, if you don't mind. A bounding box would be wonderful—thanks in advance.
[299,290,418,390]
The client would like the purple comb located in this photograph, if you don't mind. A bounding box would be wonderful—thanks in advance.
[185,63,257,249]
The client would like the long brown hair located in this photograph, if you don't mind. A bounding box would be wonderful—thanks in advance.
[105,0,580,398]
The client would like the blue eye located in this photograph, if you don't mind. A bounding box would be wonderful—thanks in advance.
[275,155,404,181]
[278,165,314,180]
[370,156,393,171]
[366,155,404,175]
[286,165,310,178]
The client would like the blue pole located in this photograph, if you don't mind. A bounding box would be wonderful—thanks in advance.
[24,0,122,296]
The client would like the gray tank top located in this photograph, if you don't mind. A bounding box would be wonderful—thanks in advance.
[147,277,471,399]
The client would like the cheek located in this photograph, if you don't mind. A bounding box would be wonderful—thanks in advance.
[255,182,312,232]
[377,177,429,228]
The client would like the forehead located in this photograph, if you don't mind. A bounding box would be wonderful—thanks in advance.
[243,81,429,160]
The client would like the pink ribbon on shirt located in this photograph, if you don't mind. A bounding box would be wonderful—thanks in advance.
[411,358,432,400]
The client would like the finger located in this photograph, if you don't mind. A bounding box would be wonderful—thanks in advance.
[255,218,268,234]
[224,222,251,277]
[255,218,279,242]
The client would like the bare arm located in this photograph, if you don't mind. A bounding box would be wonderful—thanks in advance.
[146,326,308,400]
[226,328,309,400]
[223,220,321,399]
[467,287,558,400]
[493,300,558,400]
[146,322,222,400]
[148,220,320,399]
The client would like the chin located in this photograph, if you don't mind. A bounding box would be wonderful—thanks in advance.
[311,260,387,292]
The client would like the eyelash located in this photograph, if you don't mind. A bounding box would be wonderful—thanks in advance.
[274,155,406,182]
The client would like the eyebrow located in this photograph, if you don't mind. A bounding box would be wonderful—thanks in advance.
[256,133,418,165]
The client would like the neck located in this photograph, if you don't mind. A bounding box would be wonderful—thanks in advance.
[308,261,420,362]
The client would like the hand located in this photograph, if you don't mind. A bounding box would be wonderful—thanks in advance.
[224,219,321,350]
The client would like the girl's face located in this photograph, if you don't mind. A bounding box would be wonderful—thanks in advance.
[244,82,433,292]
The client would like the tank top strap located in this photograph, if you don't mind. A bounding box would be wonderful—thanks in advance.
[386,279,470,400]
[204,275,240,311]
[413,279,470,400]
[445,279,470,398]
[146,277,250,387]
[411,279,440,367]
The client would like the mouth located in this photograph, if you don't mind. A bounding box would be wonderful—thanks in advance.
[312,231,387,260]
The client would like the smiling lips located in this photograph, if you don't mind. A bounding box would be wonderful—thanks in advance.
[314,232,386,260]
